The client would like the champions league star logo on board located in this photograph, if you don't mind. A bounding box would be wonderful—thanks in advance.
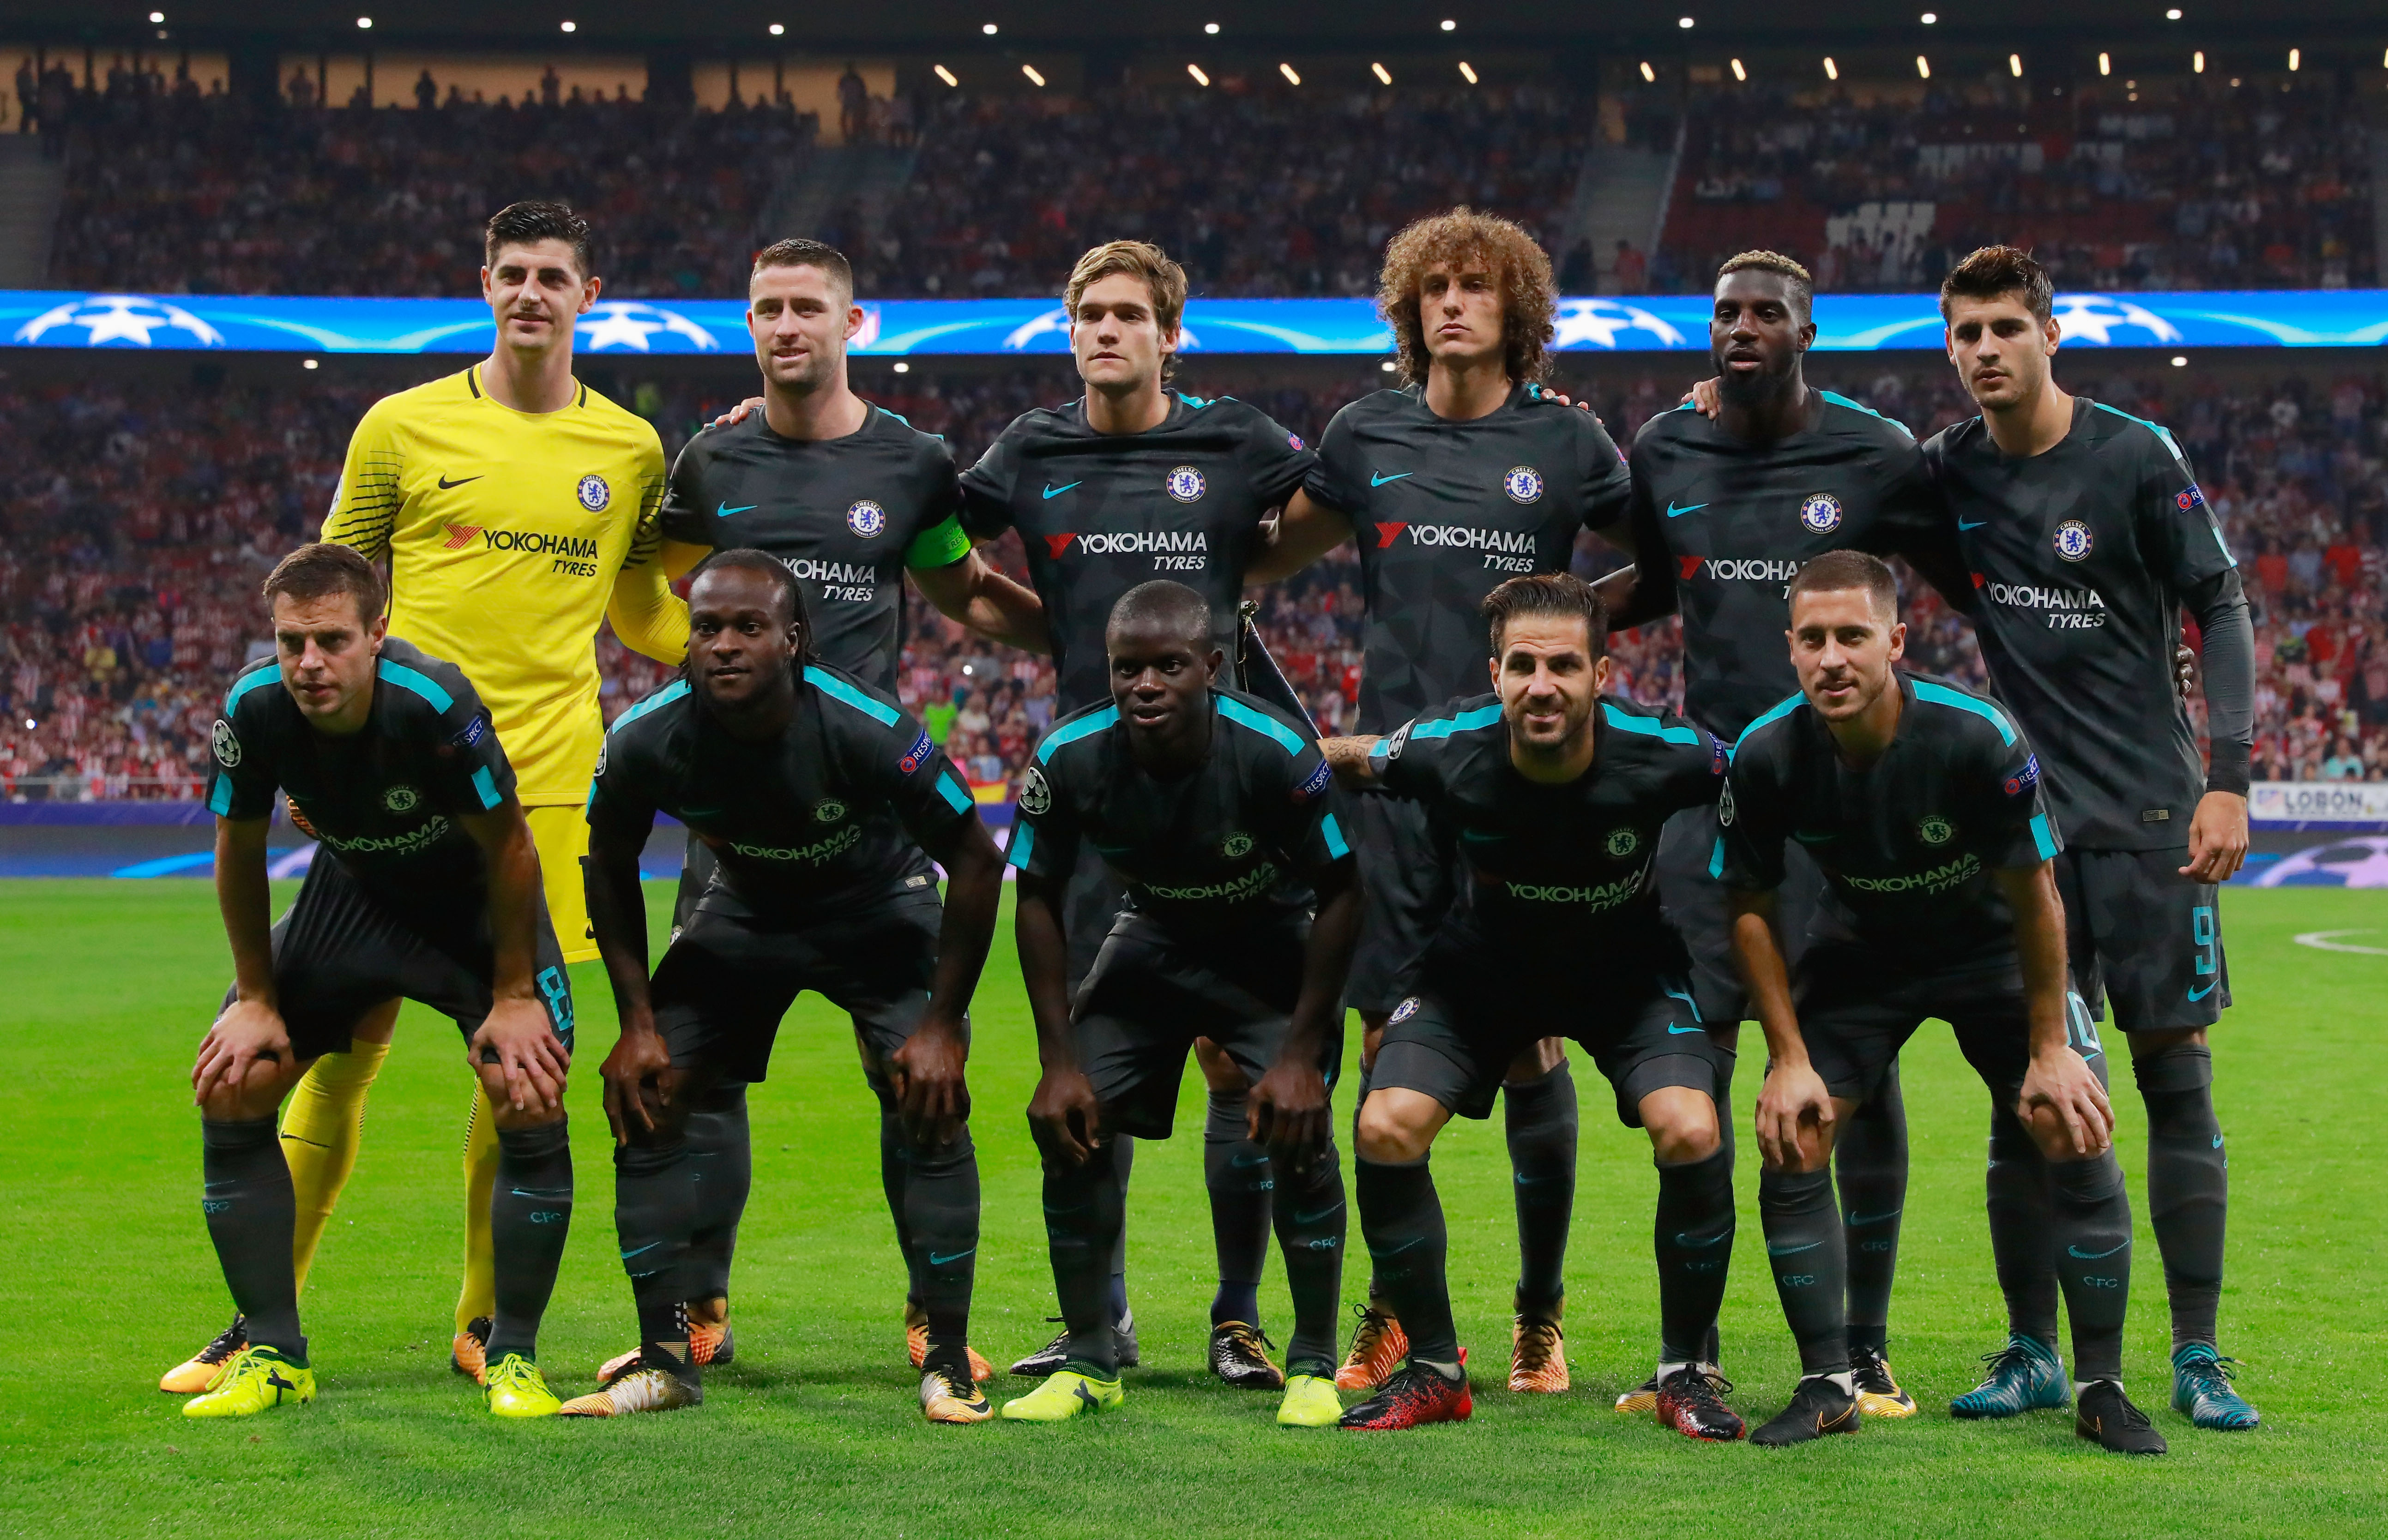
[13,295,226,348]
[577,301,720,352]
[1549,299,1688,351]
[2050,294,2183,347]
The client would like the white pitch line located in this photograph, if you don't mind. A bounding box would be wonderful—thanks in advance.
[2292,930,2388,956]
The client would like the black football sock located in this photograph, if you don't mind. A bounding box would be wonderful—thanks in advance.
[878,1100,918,1305]
[614,1139,697,1378]
[1985,1105,2061,1344]
[1357,1153,1457,1366]
[200,1115,306,1362]
[901,1121,982,1372]
[684,1082,751,1306]
[1502,1062,1578,1317]
[1351,1060,1382,1305]
[636,1299,696,1389]
[1272,1139,1348,1377]
[1702,1047,1737,1367]
[2049,1152,2133,1384]
[1204,1091,1272,1328]
[1836,1066,1909,1354]
[486,1118,573,1365]
[1758,1164,1849,1376]
[1042,1143,1125,1375]
[1108,1135,1134,1327]
[1653,1146,1735,1365]
[2134,1043,2227,1349]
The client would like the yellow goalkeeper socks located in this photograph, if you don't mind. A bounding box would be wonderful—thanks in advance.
[279,1040,390,1293]
[456,1084,501,1333]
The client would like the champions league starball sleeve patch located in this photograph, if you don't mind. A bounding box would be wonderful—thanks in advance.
[1295,758,1333,802]
[899,726,935,776]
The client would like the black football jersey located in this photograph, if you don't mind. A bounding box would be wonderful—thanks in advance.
[959,391,1315,713]
[1007,685,1350,935]
[1372,691,1726,972]
[657,404,971,694]
[586,662,978,921]
[206,637,516,903]
[1304,382,1632,732]
[1624,393,1953,741]
[1720,672,2059,966]
[1923,398,2240,850]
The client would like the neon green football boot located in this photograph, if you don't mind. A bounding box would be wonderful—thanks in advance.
[1277,1372,1343,1427]
[484,1353,562,1418]
[182,1345,315,1418]
[1000,1368,1123,1422]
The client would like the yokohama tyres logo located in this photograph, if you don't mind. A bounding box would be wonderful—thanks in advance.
[442,523,482,550]
[1043,531,1208,557]
[1682,556,1801,583]
[1383,524,1533,553]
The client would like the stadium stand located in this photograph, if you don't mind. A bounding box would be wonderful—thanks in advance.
[3,364,2383,800]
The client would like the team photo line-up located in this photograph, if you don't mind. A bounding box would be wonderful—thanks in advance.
[173,194,2254,1454]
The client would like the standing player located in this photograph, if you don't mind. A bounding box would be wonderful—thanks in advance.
[184,546,577,1419]
[960,241,1319,1385]
[1322,574,1743,1439]
[1923,247,2257,1431]
[563,553,1005,1424]
[1002,582,1358,1426]
[1249,208,1632,1394]
[1723,552,2161,1454]
[160,200,689,1393]
[1595,251,1967,1418]
[602,237,1044,1385]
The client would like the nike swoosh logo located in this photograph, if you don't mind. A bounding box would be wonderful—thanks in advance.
[1042,481,1082,499]
[1847,1208,1904,1226]
[1371,471,1413,487]
[1230,1152,1271,1168]
[2068,1241,2128,1259]
[715,503,756,517]
[1292,1204,1345,1223]
[1667,1024,1705,1035]
[1957,517,1988,530]
[621,1241,662,1259]
[1767,1240,1824,1257]
[928,1248,976,1266]
[438,474,482,489]
[2188,981,2215,1001]
[1674,1229,1731,1248]
[2211,1134,2224,1149]
[1665,501,1707,518]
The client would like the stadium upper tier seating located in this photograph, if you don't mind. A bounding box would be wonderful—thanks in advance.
[1,364,2380,800]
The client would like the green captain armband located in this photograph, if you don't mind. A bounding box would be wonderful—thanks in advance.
[904,515,973,571]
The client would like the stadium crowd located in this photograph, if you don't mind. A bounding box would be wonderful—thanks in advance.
[1653,78,2376,296]
[3,362,2382,801]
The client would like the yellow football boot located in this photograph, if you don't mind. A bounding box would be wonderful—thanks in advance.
[181,1345,315,1419]
[483,1353,561,1418]
[1000,1369,1123,1422]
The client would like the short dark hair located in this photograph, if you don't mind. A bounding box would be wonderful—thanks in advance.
[264,542,386,620]
[1108,579,1211,645]
[752,237,854,301]
[689,548,808,646]
[1717,249,1815,321]
[1939,244,2054,325]
[484,199,593,279]
[1483,572,1607,660]
[1788,549,1899,621]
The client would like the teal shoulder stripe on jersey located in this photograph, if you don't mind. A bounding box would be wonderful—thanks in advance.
[376,659,455,713]
[2088,399,2186,462]
[1322,812,1349,859]
[1735,692,1806,749]
[1216,695,1305,754]
[2209,524,2239,569]
[1707,835,1725,879]
[612,679,689,732]
[470,765,502,810]
[1911,679,2016,746]
[1369,737,1391,761]
[1411,703,1504,741]
[1601,702,1701,745]
[223,665,280,713]
[936,771,973,814]
[1819,390,1915,439]
[875,403,914,427]
[2030,812,2057,860]
[1006,824,1035,869]
[1037,705,1120,764]
[207,776,234,816]
[805,666,900,725]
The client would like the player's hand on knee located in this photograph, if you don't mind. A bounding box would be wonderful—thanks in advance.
[599,1023,675,1144]
[1026,1066,1102,1166]
[1755,1058,1834,1171]
[472,997,569,1114]
[891,1017,971,1146]
[709,396,764,430]
[193,999,290,1108]
[1248,1060,1330,1165]
[2020,1048,2114,1159]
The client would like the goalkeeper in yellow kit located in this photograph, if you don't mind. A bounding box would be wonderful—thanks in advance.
[160,201,688,1394]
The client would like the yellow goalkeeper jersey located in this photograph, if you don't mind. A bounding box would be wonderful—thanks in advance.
[322,366,687,805]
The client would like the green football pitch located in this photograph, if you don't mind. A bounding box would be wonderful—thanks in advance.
[4,879,2383,1538]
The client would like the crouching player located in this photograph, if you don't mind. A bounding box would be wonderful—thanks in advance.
[1006,580,1359,1427]
[567,550,1006,1424]
[187,543,578,1419]
[1323,572,1744,1438]
[1722,552,2163,1454]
